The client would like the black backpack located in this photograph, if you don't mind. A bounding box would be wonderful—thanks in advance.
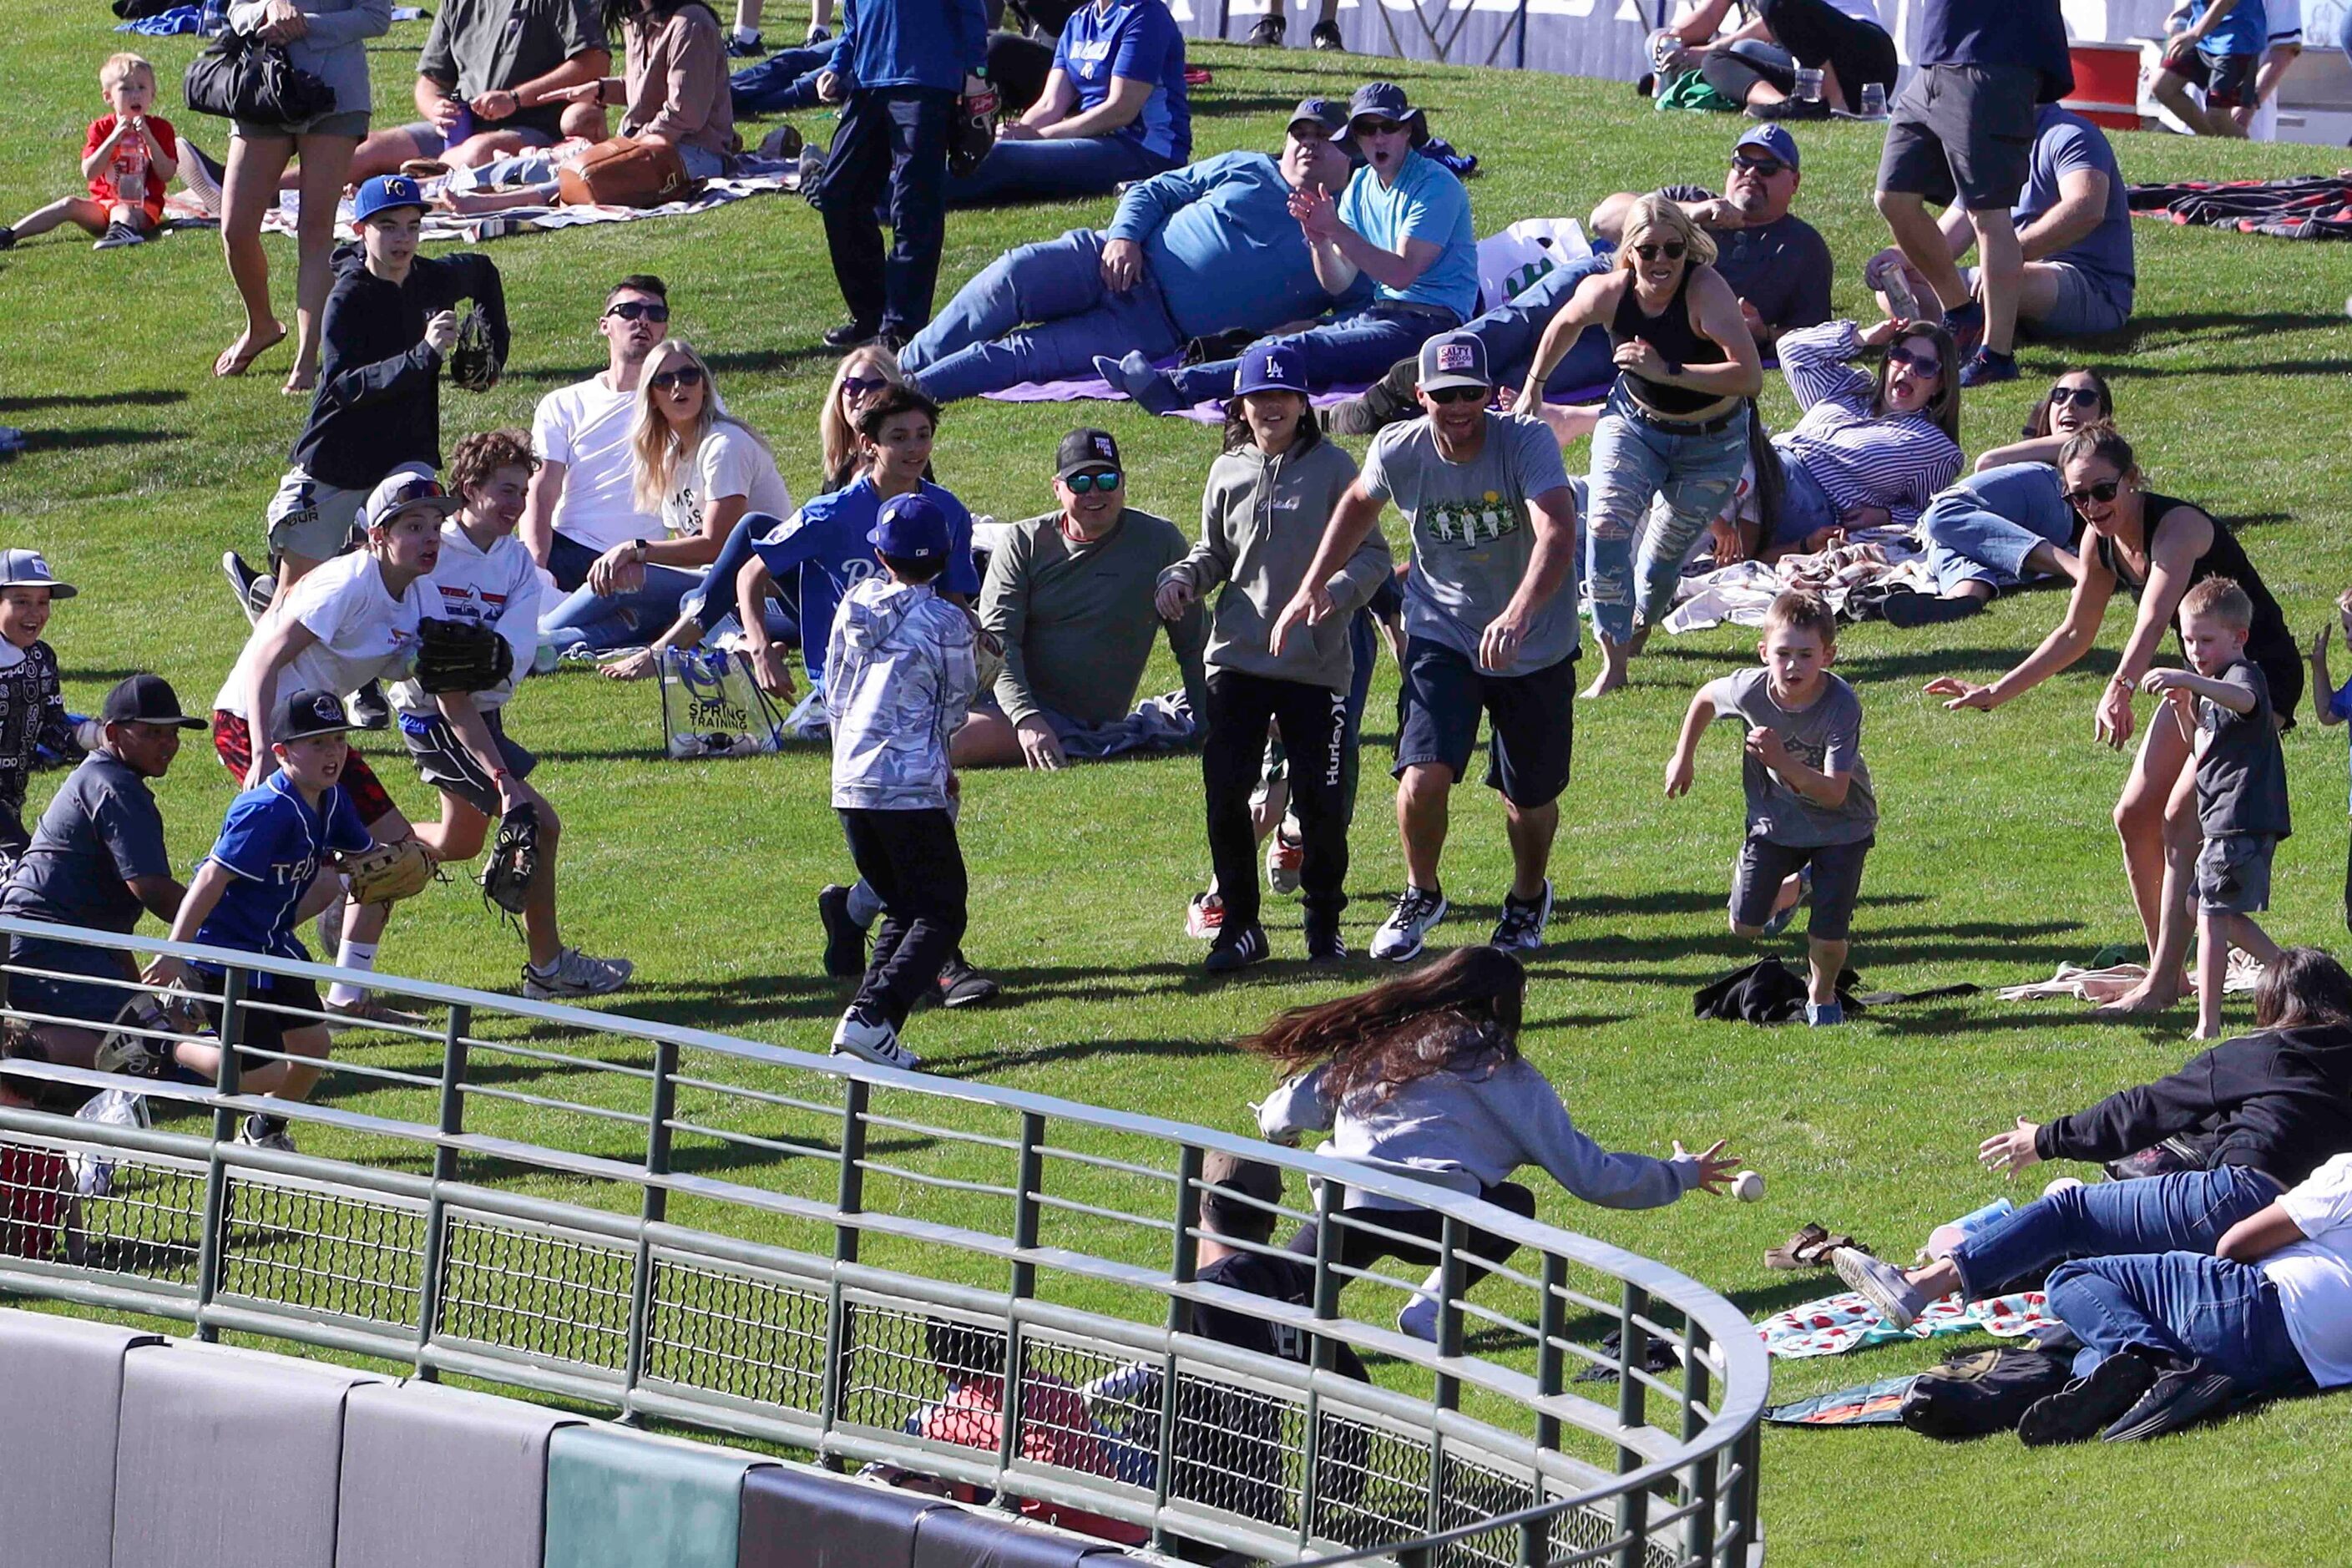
[1898,1345,2076,1439]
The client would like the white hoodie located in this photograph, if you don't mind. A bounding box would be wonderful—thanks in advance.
[389,520,544,716]
[824,576,979,812]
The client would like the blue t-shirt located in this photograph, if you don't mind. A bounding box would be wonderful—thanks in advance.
[194,772,371,967]
[2184,0,2269,57]
[1336,149,1479,321]
[750,478,983,689]
[2016,105,2134,296]
[1918,0,2072,99]
[1053,0,1190,164]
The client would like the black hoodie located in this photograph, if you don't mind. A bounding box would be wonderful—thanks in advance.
[290,242,510,490]
[2036,1024,2352,1186]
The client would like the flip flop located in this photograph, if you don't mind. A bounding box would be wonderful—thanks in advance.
[1765,1223,1867,1270]
[214,326,286,378]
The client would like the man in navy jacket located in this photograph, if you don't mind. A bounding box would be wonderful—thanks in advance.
[813,0,990,349]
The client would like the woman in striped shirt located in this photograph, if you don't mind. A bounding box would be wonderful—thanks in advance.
[1753,317,1964,559]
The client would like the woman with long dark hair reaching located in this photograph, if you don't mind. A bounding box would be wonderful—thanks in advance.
[1243,945,1737,1339]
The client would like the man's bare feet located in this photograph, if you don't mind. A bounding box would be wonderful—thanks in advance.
[2192,1020,2223,1040]
[1582,640,1631,699]
[214,322,286,377]
[2092,981,2181,1018]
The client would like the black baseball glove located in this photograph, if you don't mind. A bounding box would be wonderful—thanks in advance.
[479,801,540,923]
[413,617,514,695]
[448,302,503,392]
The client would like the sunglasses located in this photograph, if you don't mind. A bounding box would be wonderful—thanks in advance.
[1885,345,1940,377]
[1427,385,1487,405]
[2049,385,2105,409]
[2065,478,2124,508]
[650,365,706,391]
[1732,152,1790,175]
[841,374,889,397]
[605,300,670,323]
[1631,241,1687,262]
[1064,470,1121,493]
[1357,119,1407,136]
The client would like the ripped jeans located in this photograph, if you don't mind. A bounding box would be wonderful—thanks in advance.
[1582,387,1749,647]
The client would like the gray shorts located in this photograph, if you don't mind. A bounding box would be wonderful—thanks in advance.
[1962,260,2132,338]
[266,468,368,564]
[1877,63,2039,210]
[234,110,371,141]
[1732,834,1873,943]
[2197,832,2275,915]
[397,707,538,817]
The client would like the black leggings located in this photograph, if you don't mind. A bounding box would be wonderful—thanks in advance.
[1286,1181,1538,1296]
[1744,0,1898,101]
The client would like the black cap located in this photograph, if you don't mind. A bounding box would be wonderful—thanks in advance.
[273,687,360,742]
[99,674,204,731]
[1055,427,1121,481]
[1199,1151,1284,1241]
[1344,81,1431,146]
[1287,97,1348,137]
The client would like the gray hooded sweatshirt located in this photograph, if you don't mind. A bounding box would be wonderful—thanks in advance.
[825,576,979,812]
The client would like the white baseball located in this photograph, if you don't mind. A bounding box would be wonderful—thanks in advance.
[1730,1170,1764,1203]
[2043,1176,2085,1200]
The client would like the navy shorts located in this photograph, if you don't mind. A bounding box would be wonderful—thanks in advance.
[199,971,326,1069]
[1731,834,1873,943]
[2163,47,2258,106]
[1393,638,1576,809]
[8,936,140,1028]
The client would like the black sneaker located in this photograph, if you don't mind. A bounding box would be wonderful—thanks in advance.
[0,225,16,251]
[726,28,766,55]
[2102,1363,2245,1443]
[1490,879,1554,952]
[1960,347,2021,388]
[2018,1351,2161,1448]
[1324,355,1418,436]
[1246,13,1284,43]
[1880,589,1983,629]
[1304,913,1347,967]
[822,320,883,352]
[238,1112,296,1154]
[93,221,146,250]
[817,883,867,978]
[348,681,391,730]
[1203,924,1269,973]
[935,951,1001,1008]
[1310,18,1343,48]
[1748,95,1829,121]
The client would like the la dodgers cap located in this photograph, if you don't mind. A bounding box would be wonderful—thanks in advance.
[1234,340,1308,397]
[1055,427,1121,480]
[869,492,951,560]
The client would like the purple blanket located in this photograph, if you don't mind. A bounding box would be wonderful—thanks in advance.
[984,364,1614,425]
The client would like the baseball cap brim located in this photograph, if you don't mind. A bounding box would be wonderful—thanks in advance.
[0,579,77,599]
[367,494,463,529]
[1417,367,1490,393]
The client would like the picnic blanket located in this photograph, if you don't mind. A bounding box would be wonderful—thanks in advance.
[1756,1288,2053,1360]
[1995,950,2263,1005]
[1663,534,1930,634]
[2128,174,2352,240]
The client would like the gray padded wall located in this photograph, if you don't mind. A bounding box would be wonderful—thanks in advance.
[110,1341,381,1568]
[0,1309,164,1568]
[336,1380,582,1568]
[910,1505,1138,1568]
[736,1463,945,1568]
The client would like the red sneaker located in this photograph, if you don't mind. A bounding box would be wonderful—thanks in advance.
[1184,892,1225,941]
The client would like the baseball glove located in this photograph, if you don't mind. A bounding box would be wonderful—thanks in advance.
[947,96,995,180]
[448,302,502,393]
[414,617,514,695]
[341,837,440,907]
[478,802,540,923]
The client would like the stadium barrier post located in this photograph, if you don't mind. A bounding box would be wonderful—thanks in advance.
[620,1035,679,1424]
[1425,1213,1468,1539]
[1520,1251,1568,1566]
[1682,1312,1717,1567]
[1722,1418,1760,1565]
[1615,1282,1651,1568]
[995,1110,1046,1500]
[1296,1174,1345,1554]
[1151,1144,1204,1545]
[412,1001,472,1379]
[192,965,247,1343]
[818,1076,867,1464]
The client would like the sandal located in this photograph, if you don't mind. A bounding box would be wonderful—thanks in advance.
[1765,1223,1867,1271]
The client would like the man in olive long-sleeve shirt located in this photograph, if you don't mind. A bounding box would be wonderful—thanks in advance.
[959,428,1208,771]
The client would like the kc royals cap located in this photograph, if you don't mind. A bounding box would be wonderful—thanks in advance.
[352,174,428,224]
[1732,123,1799,172]
[1287,97,1348,139]
[1416,331,1491,393]
[274,687,361,743]
[0,549,76,599]
[1055,427,1122,480]
[1233,341,1308,398]
[360,463,463,533]
[869,491,950,560]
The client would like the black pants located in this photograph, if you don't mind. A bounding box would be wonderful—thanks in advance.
[818,86,955,336]
[982,30,1056,115]
[1201,669,1351,931]
[1751,0,1898,100]
[838,807,968,1029]
[1285,1181,1537,1297]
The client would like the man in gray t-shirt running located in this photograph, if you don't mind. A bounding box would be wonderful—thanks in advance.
[1273,331,1581,964]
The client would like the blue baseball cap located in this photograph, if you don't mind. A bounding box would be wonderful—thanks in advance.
[352,174,427,224]
[1732,124,1799,172]
[1234,341,1308,397]
[869,492,949,561]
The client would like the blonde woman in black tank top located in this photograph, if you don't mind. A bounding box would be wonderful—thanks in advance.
[1926,426,2299,1020]
[1520,195,1762,697]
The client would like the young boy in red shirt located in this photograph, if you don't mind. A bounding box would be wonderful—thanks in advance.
[0,53,179,252]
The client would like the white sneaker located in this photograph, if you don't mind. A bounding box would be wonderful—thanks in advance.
[1369,887,1448,962]
[73,1087,151,1196]
[92,1010,169,1079]
[522,947,635,999]
[831,1009,921,1070]
[1490,878,1554,952]
[237,1112,296,1154]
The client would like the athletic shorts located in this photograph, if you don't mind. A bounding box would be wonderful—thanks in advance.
[266,468,369,565]
[2197,832,2274,915]
[1393,638,1576,809]
[233,110,370,141]
[2265,0,2302,43]
[198,970,326,1066]
[2163,47,2258,107]
[211,709,401,827]
[1960,260,2132,339]
[1876,62,2039,210]
[1731,834,1872,943]
[7,935,139,1028]
[397,707,537,817]
[402,104,567,155]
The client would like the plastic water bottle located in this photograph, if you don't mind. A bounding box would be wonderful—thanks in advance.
[1859,81,1887,118]
[1924,1196,2014,1262]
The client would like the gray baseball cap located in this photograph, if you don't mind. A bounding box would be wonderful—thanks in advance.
[1416,331,1491,394]
[0,549,75,599]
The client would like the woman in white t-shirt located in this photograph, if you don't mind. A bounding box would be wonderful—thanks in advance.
[539,340,790,654]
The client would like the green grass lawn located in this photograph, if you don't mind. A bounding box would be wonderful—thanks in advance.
[8,9,2352,1563]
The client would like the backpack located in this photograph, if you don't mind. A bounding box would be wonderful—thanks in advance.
[1897,1346,2076,1439]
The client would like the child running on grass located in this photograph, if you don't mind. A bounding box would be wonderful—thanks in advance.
[2307,587,2352,933]
[1666,588,1876,1026]
[0,53,177,252]
[2143,577,2289,1039]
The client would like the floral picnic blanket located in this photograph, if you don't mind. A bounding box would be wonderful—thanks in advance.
[1756,1289,2052,1359]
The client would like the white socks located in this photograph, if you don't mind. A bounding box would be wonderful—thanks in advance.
[845,880,883,928]
[326,940,379,1009]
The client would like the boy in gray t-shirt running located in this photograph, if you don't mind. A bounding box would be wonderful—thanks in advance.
[1665,589,1876,1025]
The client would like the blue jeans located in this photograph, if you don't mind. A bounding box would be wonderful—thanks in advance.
[678,513,802,645]
[943,134,1174,208]
[1462,251,1616,397]
[1767,447,1839,549]
[545,531,601,594]
[1949,1164,2284,1300]
[729,43,832,118]
[1582,387,1748,645]
[1166,304,1460,405]
[539,564,706,654]
[1921,463,2076,594]
[820,86,955,334]
[900,228,1181,402]
[2047,1252,2307,1390]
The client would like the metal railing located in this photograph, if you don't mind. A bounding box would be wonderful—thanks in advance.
[0,917,1765,1566]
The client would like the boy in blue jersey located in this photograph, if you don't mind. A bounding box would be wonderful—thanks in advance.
[150,690,375,1153]
[944,0,1190,206]
[2155,0,2269,134]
